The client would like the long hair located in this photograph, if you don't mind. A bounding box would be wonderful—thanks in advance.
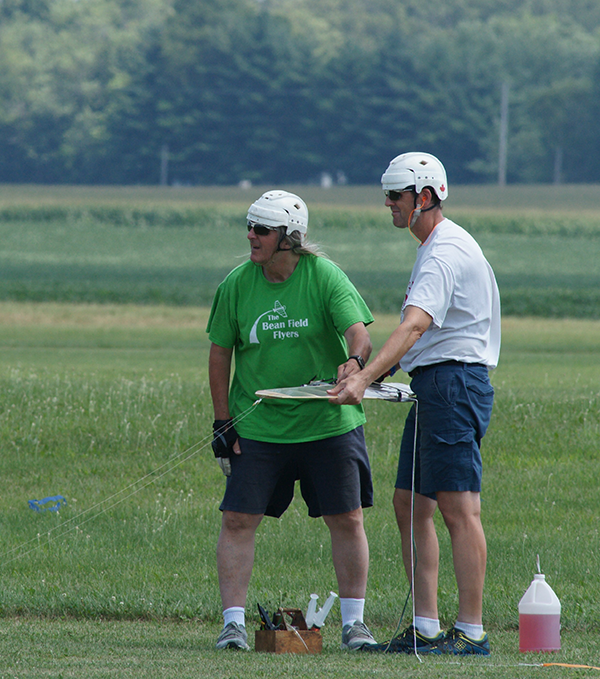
[277,228,328,258]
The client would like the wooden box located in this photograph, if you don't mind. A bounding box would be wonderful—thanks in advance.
[255,629,322,654]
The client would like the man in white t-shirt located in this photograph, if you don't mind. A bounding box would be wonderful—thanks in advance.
[329,152,500,656]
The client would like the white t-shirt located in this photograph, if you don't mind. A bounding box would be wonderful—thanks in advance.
[400,218,501,373]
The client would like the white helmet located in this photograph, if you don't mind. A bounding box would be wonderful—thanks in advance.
[381,152,448,201]
[247,190,308,235]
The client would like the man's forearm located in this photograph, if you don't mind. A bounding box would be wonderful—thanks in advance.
[363,321,424,382]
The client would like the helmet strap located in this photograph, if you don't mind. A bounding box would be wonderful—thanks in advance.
[275,228,292,252]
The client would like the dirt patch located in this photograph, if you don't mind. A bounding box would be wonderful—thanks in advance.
[0,301,211,329]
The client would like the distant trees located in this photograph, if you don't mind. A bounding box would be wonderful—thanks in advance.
[1,0,600,185]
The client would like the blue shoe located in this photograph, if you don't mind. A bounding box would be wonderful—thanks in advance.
[440,626,490,655]
[365,624,444,654]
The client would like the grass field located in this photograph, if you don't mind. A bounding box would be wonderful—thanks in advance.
[0,184,599,676]
[0,302,599,677]
[0,620,597,679]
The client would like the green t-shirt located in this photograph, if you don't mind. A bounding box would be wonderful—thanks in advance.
[207,255,374,443]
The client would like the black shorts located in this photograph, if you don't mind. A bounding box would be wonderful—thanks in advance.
[219,426,373,518]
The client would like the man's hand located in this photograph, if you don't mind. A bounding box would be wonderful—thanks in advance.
[336,355,364,382]
[212,419,239,476]
[327,372,370,405]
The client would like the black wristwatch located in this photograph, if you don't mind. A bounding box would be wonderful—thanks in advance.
[348,355,365,370]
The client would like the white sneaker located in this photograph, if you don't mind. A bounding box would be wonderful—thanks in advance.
[216,622,250,650]
[341,621,378,650]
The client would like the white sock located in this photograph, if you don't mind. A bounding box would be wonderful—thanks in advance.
[223,606,245,627]
[454,620,484,639]
[414,616,441,638]
[340,598,365,627]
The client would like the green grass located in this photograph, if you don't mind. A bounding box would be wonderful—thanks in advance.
[3,619,599,679]
[0,306,599,612]
[1,619,599,679]
[0,304,599,674]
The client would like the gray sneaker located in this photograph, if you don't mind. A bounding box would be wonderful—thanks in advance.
[341,621,378,650]
[216,622,250,650]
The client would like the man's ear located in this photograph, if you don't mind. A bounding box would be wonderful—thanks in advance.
[417,188,432,209]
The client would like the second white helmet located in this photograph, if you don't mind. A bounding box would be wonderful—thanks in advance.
[247,190,308,235]
[381,152,448,201]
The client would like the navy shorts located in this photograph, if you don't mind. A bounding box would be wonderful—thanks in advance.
[396,363,494,498]
[220,426,373,518]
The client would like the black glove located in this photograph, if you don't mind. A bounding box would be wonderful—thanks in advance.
[212,419,238,476]
[375,362,399,383]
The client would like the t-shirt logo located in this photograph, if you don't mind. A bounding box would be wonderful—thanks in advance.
[249,300,288,344]
[249,300,309,343]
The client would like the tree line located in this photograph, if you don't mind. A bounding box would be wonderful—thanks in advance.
[1,0,600,186]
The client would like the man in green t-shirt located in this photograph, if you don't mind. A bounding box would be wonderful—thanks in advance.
[207,190,377,652]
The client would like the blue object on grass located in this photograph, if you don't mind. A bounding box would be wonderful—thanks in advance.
[28,496,67,512]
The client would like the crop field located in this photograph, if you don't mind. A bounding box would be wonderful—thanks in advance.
[0,185,599,677]
[0,183,600,318]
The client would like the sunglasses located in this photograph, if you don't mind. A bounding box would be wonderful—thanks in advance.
[384,188,414,201]
[247,221,279,236]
